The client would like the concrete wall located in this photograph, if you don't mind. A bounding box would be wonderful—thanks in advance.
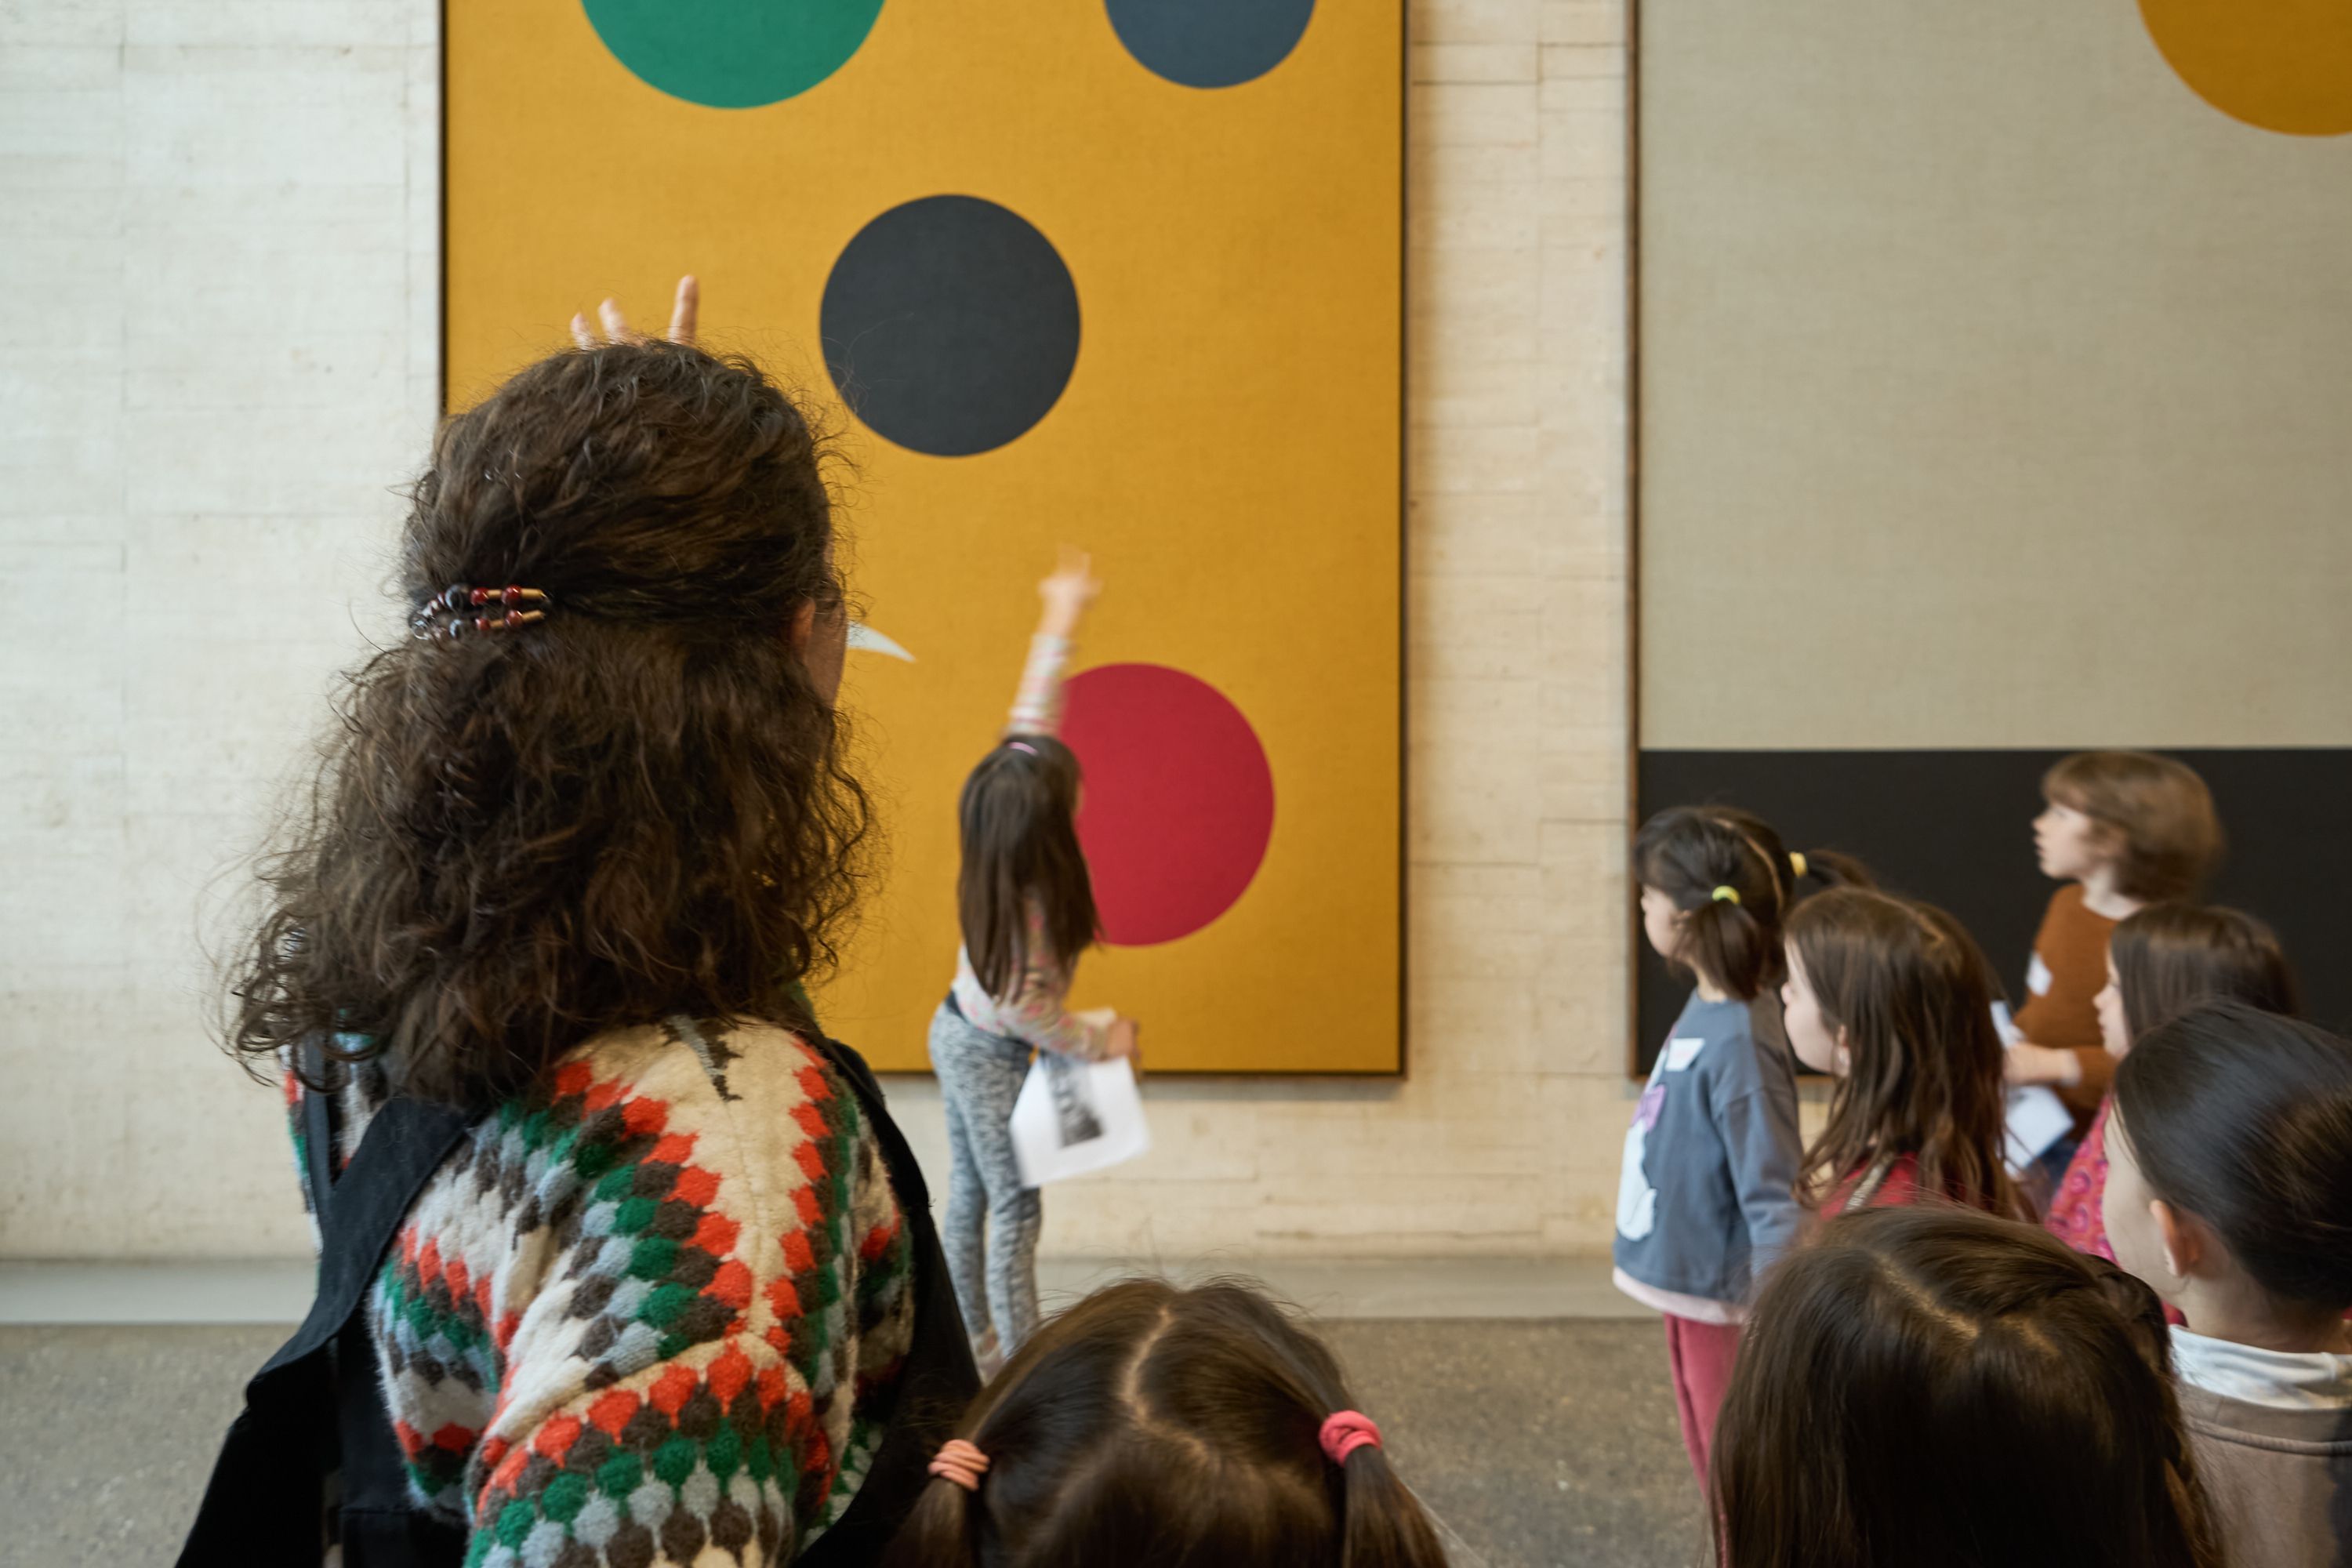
[2,1,444,1256]
[0,0,1637,1260]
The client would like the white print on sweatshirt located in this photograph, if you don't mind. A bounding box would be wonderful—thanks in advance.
[1616,1036,1707,1240]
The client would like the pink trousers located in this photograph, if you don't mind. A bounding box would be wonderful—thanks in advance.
[1664,1312,1742,1489]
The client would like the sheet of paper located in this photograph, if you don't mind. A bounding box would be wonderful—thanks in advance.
[2002,1086,2074,1172]
[1994,999,2073,1171]
[1011,1034,1151,1189]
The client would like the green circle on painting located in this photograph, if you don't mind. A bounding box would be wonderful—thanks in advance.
[583,0,886,109]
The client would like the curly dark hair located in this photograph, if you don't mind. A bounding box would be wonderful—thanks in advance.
[227,340,870,1106]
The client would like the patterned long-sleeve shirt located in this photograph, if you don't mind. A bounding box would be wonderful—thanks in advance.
[288,1019,916,1566]
[947,632,1111,1062]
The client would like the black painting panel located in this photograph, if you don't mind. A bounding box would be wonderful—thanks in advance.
[1635,749,2352,1072]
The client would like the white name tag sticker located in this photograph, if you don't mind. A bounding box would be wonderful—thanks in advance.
[2027,953,2053,996]
[1665,1036,1708,1071]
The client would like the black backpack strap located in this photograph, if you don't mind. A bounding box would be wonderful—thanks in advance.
[270,1093,478,1380]
[180,1075,477,1568]
[302,1063,336,1217]
[795,1034,979,1567]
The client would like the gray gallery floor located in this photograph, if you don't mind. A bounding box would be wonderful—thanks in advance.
[0,1265,1709,1568]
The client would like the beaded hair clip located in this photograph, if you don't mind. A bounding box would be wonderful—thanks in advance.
[411,583,552,641]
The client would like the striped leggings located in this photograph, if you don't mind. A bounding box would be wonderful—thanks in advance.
[928,1002,1043,1357]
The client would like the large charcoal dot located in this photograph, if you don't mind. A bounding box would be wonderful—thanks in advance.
[820,196,1082,458]
[1106,0,1316,89]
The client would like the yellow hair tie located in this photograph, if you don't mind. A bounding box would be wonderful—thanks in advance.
[1711,885,1740,906]
[1788,852,1808,880]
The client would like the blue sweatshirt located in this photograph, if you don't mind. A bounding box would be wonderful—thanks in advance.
[1613,993,1806,1312]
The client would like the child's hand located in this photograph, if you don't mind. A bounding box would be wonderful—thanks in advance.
[570,274,700,348]
[1107,1015,1141,1072]
[2004,1042,2083,1087]
[1037,546,1101,635]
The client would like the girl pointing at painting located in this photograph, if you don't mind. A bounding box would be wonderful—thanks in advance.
[930,549,1141,1373]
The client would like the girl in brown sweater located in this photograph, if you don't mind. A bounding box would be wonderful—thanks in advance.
[2007,753,2222,1145]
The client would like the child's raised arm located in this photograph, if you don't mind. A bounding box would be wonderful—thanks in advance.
[1005,546,1101,739]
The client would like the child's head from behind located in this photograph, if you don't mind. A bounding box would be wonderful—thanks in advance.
[1782,889,2013,1214]
[2036,752,2221,901]
[1714,1206,2223,1568]
[957,735,1099,1000]
[231,339,864,1104]
[1635,806,1857,1002]
[2105,1001,2352,1329]
[2099,902,2299,1058]
[887,1278,1446,1568]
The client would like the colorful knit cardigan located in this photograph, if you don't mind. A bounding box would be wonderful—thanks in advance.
[288,1018,916,1567]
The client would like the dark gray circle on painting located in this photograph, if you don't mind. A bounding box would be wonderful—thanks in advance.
[820,195,1081,458]
[1106,0,1315,89]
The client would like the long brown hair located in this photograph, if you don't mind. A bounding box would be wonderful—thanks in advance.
[884,1278,1446,1568]
[226,341,869,1105]
[1713,1205,2227,1568]
[1786,889,2020,1217]
[2111,903,2299,1041]
[1635,805,1871,1002]
[957,735,1100,1002]
[2043,750,2222,902]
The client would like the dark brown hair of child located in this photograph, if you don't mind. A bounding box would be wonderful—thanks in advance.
[2111,904,2299,1041]
[957,735,1102,1004]
[1785,890,2024,1219]
[2114,1000,2352,1316]
[2042,751,2223,903]
[1712,1205,2228,1568]
[226,340,869,1105]
[1635,805,1872,1003]
[882,1278,1448,1568]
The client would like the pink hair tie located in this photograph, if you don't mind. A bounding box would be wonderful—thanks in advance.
[929,1438,990,1493]
[1007,740,1040,757]
[1319,1410,1382,1465]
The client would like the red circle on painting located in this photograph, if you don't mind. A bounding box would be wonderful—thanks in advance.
[1061,663,1275,946]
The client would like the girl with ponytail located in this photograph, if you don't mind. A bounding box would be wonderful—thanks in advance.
[882,1278,1449,1568]
[1617,806,1870,1490]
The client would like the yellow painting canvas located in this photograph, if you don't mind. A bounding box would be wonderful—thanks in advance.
[447,1,1403,1072]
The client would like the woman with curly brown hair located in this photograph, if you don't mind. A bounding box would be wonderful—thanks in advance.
[184,281,975,1568]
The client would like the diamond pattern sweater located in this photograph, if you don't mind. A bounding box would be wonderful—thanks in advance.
[288,1018,916,1567]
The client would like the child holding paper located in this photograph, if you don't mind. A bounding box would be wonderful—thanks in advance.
[2006,753,2222,1136]
[931,549,1139,1371]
